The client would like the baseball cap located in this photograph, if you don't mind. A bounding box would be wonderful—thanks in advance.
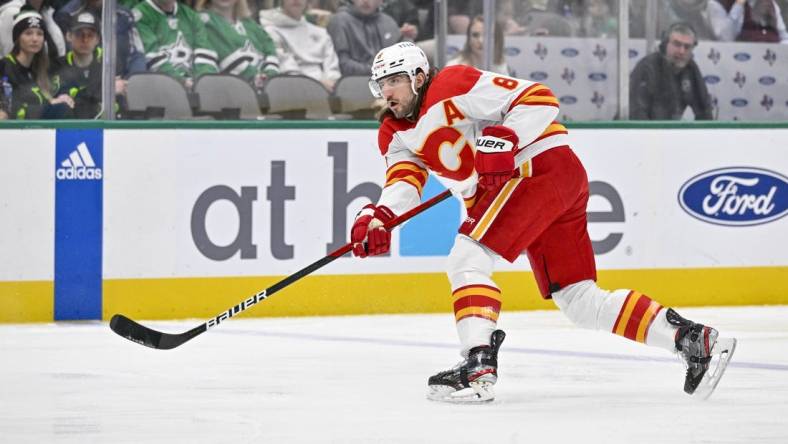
[70,11,99,32]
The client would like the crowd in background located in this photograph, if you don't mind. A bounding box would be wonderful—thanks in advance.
[1,0,787,120]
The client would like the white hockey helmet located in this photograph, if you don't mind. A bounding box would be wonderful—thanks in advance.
[369,42,430,98]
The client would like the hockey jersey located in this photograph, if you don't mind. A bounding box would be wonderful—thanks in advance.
[132,0,218,80]
[199,11,279,81]
[377,65,569,216]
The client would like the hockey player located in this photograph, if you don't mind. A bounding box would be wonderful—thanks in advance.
[350,42,737,403]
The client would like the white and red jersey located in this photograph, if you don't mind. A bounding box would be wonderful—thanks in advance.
[376,65,570,215]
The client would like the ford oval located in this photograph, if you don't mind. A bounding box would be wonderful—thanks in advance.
[561,48,579,57]
[759,76,776,85]
[588,72,607,81]
[678,167,788,226]
[530,71,549,81]
[559,95,578,105]
[704,75,721,84]
[731,98,748,107]
[733,52,751,61]
[505,47,521,56]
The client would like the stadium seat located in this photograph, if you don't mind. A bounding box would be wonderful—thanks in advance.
[331,76,379,120]
[194,74,266,120]
[262,74,350,120]
[125,73,195,120]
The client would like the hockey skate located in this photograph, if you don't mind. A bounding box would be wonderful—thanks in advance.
[427,330,506,403]
[667,309,737,400]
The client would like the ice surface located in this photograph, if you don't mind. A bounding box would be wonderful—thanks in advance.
[1,306,787,443]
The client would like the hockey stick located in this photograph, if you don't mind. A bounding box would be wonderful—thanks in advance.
[109,188,454,350]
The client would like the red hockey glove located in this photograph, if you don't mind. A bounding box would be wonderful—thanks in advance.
[475,125,519,190]
[351,204,396,258]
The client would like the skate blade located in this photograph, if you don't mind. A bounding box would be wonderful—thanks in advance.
[693,337,737,401]
[427,381,495,404]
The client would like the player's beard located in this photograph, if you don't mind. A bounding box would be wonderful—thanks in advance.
[390,93,418,119]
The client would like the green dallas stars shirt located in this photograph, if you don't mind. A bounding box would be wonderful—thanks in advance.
[132,0,218,80]
[199,10,280,82]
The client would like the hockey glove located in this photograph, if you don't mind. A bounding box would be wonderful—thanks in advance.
[351,204,396,258]
[475,125,519,190]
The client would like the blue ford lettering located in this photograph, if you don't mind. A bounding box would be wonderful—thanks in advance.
[678,167,788,226]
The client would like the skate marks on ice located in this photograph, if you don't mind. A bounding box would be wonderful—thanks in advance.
[213,326,786,372]
[0,306,787,443]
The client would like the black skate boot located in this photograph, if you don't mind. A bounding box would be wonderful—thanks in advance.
[427,330,506,403]
[666,309,736,400]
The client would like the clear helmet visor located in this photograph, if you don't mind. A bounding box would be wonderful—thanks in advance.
[368,78,384,98]
[368,72,418,99]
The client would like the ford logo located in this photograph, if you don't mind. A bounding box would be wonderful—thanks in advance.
[505,47,521,56]
[628,49,638,58]
[559,95,578,104]
[704,75,721,84]
[731,98,748,107]
[759,76,776,85]
[530,71,549,81]
[588,72,607,81]
[447,46,460,57]
[561,48,579,57]
[678,167,788,226]
[733,52,751,61]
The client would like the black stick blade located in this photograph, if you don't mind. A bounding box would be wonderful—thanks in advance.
[110,314,207,350]
[110,314,165,349]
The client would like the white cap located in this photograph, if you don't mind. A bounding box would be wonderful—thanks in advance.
[368,42,430,98]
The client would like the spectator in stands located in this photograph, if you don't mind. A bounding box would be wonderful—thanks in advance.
[0,0,65,62]
[326,0,400,76]
[383,0,419,41]
[196,0,279,89]
[132,0,218,88]
[715,0,788,42]
[415,0,521,67]
[446,15,512,75]
[53,0,147,79]
[52,10,108,118]
[630,22,713,120]
[259,0,340,91]
[0,10,74,119]
[579,0,617,38]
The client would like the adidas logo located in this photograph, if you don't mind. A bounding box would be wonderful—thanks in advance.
[56,142,102,180]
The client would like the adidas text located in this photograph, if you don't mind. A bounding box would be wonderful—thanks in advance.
[56,167,103,180]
